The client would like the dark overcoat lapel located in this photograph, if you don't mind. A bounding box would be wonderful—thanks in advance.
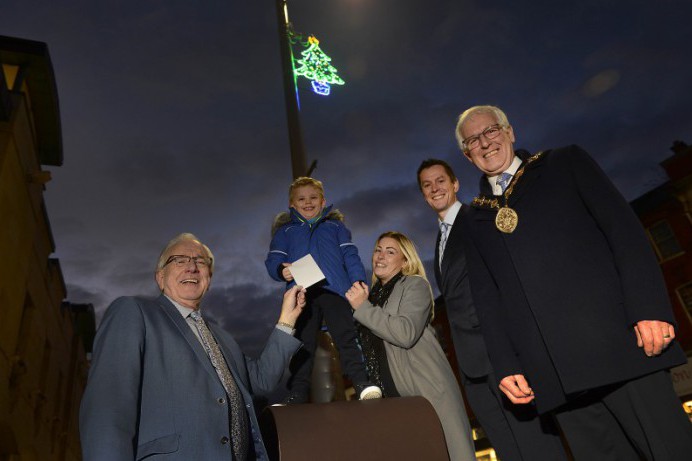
[435,205,492,378]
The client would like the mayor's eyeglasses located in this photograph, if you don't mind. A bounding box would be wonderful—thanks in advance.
[463,124,505,151]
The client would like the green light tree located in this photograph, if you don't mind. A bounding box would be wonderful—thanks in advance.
[294,35,345,95]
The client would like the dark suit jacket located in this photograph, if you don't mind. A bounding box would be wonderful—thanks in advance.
[434,205,492,379]
[461,146,686,413]
[80,295,300,461]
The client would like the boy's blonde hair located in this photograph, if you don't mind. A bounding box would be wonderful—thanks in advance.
[289,177,325,202]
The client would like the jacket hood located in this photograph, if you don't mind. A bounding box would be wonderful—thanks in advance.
[270,205,344,237]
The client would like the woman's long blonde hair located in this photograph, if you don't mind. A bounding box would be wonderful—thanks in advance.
[371,231,434,319]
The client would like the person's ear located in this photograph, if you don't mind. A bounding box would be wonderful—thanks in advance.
[506,125,516,143]
[155,270,164,292]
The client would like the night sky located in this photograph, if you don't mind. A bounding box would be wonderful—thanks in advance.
[3,0,692,358]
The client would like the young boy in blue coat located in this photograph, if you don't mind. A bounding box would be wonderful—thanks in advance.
[266,177,380,403]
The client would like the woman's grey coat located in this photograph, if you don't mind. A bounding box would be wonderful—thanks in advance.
[353,275,475,461]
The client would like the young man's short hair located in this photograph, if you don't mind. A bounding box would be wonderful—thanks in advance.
[416,159,457,190]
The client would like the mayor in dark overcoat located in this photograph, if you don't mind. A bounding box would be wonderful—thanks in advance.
[455,105,692,460]
[417,159,567,460]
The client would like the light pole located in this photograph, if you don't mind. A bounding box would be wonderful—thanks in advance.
[275,0,308,179]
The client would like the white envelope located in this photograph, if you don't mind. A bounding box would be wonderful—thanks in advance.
[288,254,325,288]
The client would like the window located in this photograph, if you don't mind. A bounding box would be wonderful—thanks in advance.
[647,220,683,261]
[676,282,692,323]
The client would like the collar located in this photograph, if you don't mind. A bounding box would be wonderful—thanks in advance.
[439,200,462,226]
[290,204,332,224]
[487,155,522,195]
[165,294,199,319]
[472,150,546,209]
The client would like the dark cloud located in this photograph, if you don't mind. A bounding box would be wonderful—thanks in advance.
[340,184,434,237]
[202,283,285,357]
[3,0,691,344]
[65,283,107,307]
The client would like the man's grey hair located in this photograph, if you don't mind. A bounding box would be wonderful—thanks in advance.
[455,105,511,152]
[155,233,215,275]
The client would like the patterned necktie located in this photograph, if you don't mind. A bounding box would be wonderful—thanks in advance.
[496,172,513,193]
[190,310,249,460]
[439,221,451,267]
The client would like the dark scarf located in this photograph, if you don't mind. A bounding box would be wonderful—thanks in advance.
[357,272,403,398]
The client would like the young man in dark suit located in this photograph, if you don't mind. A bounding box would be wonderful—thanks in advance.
[457,105,692,459]
[417,160,567,460]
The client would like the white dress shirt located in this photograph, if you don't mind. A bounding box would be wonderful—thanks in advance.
[487,155,523,196]
[439,200,462,266]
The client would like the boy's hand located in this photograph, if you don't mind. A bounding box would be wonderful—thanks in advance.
[281,263,294,282]
[345,281,369,310]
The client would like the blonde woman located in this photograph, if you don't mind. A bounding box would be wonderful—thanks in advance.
[346,231,475,461]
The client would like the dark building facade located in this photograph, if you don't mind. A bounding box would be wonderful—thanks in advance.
[1,35,93,461]
[631,140,692,417]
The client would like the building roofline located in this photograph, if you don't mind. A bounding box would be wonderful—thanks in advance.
[0,35,63,166]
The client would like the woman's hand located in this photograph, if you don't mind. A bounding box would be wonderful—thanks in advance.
[345,281,369,310]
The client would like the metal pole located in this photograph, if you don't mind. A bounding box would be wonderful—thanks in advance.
[275,0,308,179]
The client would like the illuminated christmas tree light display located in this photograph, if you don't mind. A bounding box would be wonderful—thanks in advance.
[293,35,345,96]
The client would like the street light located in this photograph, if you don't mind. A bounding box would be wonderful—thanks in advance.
[275,0,308,179]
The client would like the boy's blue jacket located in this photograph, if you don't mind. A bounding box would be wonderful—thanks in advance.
[265,205,367,297]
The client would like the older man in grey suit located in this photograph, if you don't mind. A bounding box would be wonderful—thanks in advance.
[80,233,305,460]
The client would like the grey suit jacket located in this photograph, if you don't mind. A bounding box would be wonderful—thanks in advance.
[79,295,300,460]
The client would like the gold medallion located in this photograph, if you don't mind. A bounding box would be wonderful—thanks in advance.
[495,207,518,233]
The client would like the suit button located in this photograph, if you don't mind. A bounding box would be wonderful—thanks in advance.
[217,397,225,405]
[220,436,229,445]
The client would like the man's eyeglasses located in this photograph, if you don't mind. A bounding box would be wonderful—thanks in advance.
[163,255,211,268]
[463,124,505,151]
